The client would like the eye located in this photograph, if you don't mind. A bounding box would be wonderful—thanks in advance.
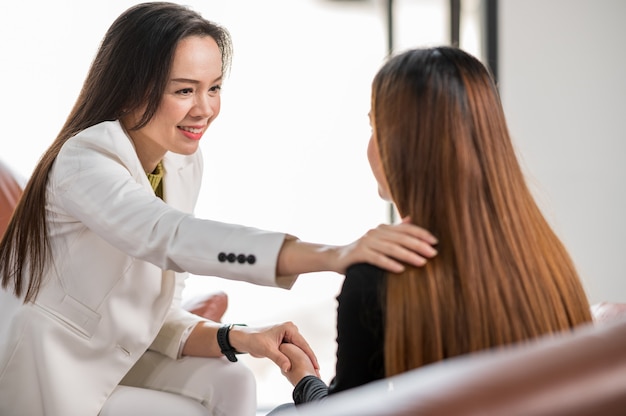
[208,84,222,96]
[176,87,194,96]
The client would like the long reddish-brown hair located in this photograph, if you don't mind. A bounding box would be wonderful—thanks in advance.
[371,47,591,377]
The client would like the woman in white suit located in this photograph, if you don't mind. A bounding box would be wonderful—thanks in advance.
[0,3,438,416]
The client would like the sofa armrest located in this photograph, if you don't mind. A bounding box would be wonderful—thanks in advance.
[282,316,626,416]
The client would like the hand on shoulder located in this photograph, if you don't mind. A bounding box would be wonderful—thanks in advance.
[335,217,438,274]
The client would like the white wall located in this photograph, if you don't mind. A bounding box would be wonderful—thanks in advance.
[499,0,626,303]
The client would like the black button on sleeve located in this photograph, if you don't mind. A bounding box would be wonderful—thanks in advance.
[218,252,227,262]
[237,254,246,264]
[246,255,256,265]
[227,253,236,263]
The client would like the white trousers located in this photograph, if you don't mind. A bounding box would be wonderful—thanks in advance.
[99,351,257,416]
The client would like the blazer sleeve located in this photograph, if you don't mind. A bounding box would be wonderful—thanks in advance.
[149,271,205,358]
[51,122,296,289]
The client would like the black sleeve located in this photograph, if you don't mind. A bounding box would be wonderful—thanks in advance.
[292,375,329,404]
[327,263,386,395]
[291,263,386,405]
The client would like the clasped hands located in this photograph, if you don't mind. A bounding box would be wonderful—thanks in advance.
[227,321,320,376]
[228,322,320,387]
[278,342,320,386]
[226,322,320,386]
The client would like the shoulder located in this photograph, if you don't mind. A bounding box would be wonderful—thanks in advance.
[345,262,386,283]
[58,121,136,165]
[63,121,135,156]
[340,263,386,299]
[52,121,146,190]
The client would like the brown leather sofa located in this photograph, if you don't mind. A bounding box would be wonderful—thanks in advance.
[279,316,626,416]
[0,160,23,238]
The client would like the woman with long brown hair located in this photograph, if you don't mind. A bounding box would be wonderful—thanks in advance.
[273,46,592,408]
[0,3,437,415]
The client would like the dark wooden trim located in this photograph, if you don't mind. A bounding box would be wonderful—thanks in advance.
[485,0,498,83]
[386,0,396,223]
[450,0,461,46]
[386,0,394,55]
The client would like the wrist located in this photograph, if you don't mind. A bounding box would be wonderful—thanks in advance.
[277,237,341,276]
[216,323,247,362]
[309,243,340,274]
[315,245,345,274]
[318,244,341,274]
[289,370,318,387]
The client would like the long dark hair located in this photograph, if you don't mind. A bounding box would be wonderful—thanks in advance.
[0,2,233,302]
[371,47,591,376]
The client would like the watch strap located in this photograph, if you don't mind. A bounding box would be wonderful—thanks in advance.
[217,323,244,362]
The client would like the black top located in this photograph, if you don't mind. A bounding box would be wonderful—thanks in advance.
[292,263,386,404]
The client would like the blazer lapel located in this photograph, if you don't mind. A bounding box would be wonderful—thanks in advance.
[161,152,198,214]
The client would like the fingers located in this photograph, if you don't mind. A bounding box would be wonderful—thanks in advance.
[249,324,296,373]
[330,219,439,273]
[273,351,292,373]
[280,342,313,367]
[279,342,321,382]
[399,217,439,245]
[379,221,438,250]
[369,233,436,265]
[248,322,319,375]
[362,249,409,273]
[359,223,438,271]
[279,342,306,370]
[261,341,291,373]
[282,323,320,370]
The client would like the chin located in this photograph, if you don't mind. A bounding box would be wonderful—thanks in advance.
[378,188,392,202]
[175,144,200,156]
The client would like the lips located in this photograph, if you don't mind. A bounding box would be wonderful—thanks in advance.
[179,126,204,134]
[178,125,205,141]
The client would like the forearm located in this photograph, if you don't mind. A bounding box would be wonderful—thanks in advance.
[181,321,223,357]
[275,221,439,278]
[276,236,339,277]
[183,320,317,376]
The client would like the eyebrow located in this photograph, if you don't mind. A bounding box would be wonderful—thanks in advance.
[170,76,223,84]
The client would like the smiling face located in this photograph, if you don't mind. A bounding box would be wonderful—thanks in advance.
[122,35,223,173]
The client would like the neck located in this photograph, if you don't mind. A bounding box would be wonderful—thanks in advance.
[120,120,165,174]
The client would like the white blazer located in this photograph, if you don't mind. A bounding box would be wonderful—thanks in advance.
[0,121,293,416]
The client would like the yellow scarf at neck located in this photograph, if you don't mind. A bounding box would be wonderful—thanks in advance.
[146,161,164,199]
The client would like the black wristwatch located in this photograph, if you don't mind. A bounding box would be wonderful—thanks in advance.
[217,323,245,362]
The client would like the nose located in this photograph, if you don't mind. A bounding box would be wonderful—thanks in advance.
[191,93,218,119]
